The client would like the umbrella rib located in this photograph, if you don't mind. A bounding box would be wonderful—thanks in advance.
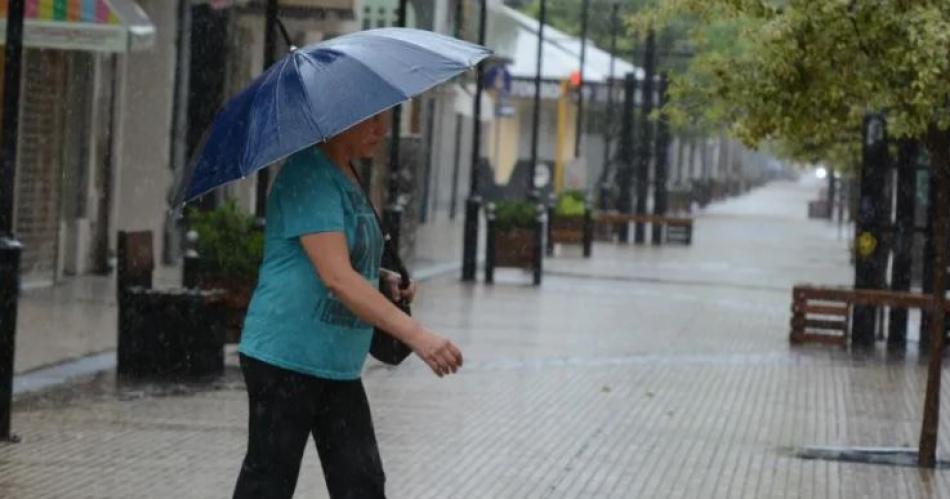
[240,66,277,176]
[293,53,325,140]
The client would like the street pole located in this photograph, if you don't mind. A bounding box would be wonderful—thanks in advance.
[461,0,488,281]
[888,139,918,349]
[448,0,465,221]
[634,29,656,244]
[616,72,636,242]
[573,0,590,158]
[852,114,890,348]
[651,73,670,245]
[0,0,26,442]
[384,0,410,253]
[528,0,547,201]
[598,3,619,211]
[826,165,836,220]
[255,0,279,220]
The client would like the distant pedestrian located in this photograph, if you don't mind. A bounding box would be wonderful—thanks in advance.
[232,112,463,499]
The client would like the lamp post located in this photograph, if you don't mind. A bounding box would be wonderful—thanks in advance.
[651,73,670,245]
[633,29,656,244]
[598,3,619,211]
[0,0,26,442]
[461,0,488,281]
[527,0,547,202]
[448,0,465,221]
[616,72,636,242]
[852,113,889,347]
[573,0,590,157]
[255,0,280,219]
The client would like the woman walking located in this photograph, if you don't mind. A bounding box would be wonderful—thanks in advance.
[170,27,487,499]
[232,112,463,499]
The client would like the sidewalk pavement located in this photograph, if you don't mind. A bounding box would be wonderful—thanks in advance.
[6,177,950,498]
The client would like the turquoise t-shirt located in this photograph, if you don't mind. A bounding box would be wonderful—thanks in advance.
[239,147,384,380]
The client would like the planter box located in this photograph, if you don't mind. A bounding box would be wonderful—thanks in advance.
[118,288,226,379]
[192,275,256,344]
[494,227,538,269]
[550,216,585,245]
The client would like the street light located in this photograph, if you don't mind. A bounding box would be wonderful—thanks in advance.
[255,0,280,220]
[527,0,547,202]
[0,0,26,442]
[574,0,590,158]
[461,0,488,282]
[598,3,620,212]
[383,0,411,255]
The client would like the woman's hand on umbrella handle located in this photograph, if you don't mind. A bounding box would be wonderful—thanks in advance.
[409,329,463,378]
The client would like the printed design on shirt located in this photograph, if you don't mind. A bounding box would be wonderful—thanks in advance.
[315,187,384,329]
[316,295,369,329]
[343,189,383,277]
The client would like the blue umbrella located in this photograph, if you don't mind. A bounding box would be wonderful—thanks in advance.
[174,28,490,206]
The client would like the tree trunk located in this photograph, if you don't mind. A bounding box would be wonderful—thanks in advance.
[919,126,950,468]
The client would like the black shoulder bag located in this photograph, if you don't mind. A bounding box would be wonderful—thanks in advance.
[347,163,413,365]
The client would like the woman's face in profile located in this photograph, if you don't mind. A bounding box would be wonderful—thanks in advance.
[338,112,388,159]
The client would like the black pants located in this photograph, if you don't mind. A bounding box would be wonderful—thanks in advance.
[233,354,386,499]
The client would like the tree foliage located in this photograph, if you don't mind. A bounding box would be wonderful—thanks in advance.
[636,0,950,160]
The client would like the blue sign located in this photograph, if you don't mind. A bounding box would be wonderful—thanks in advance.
[484,65,512,95]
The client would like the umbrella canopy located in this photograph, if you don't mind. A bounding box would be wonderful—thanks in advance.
[174,28,490,206]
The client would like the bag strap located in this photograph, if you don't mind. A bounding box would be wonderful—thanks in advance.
[346,162,411,288]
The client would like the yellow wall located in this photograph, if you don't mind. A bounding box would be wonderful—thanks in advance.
[555,84,577,193]
[487,105,520,184]
[487,90,579,189]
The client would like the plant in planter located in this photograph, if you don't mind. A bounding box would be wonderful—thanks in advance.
[550,190,588,246]
[186,199,264,342]
[486,200,543,285]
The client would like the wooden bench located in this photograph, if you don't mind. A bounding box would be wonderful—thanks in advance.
[594,212,694,245]
[790,285,950,346]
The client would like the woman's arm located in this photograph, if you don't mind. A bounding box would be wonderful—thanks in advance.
[300,232,462,376]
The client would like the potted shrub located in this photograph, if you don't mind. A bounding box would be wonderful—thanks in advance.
[485,201,545,285]
[186,199,264,343]
[549,190,588,246]
[488,200,541,270]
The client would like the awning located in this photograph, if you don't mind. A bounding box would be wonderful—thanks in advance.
[0,0,155,53]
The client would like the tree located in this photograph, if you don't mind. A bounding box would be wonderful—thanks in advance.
[639,0,950,467]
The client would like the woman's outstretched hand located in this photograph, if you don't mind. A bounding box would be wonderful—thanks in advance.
[409,330,463,378]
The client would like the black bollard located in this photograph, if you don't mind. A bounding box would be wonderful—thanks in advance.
[462,195,481,281]
[582,201,593,258]
[0,237,21,441]
[533,203,545,286]
[546,193,556,257]
[484,203,496,284]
